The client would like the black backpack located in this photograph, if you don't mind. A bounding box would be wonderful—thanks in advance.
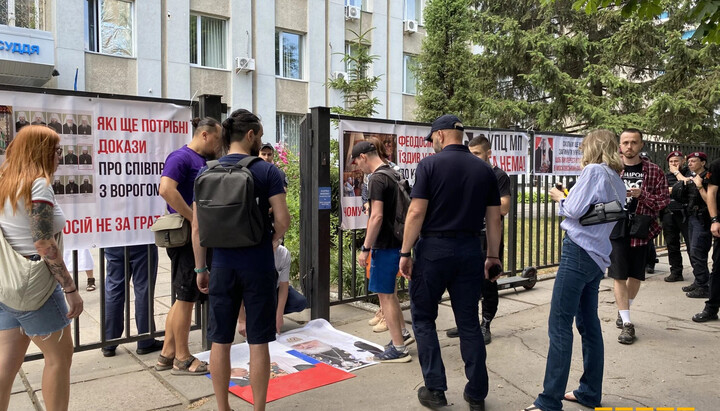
[194,156,265,248]
[371,168,411,242]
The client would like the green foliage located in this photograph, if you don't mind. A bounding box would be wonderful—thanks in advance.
[418,0,720,143]
[561,0,720,44]
[517,192,550,204]
[328,28,382,117]
[273,145,301,284]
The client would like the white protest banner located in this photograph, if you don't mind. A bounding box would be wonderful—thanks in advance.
[338,120,433,230]
[464,129,530,175]
[551,135,583,175]
[0,90,191,249]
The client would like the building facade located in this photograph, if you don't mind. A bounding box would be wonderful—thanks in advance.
[0,0,427,150]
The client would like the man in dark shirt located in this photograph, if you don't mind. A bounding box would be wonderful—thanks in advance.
[446,135,511,345]
[682,152,711,298]
[353,141,414,363]
[693,158,720,322]
[399,114,502,411]
[663,151,691,282]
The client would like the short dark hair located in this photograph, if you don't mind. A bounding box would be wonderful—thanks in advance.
[222,109,262,149]
[621,128,643,141]
[468,135,490,151]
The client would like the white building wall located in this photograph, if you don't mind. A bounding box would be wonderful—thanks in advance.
[135,1,162,98]
[386,0,404,120]
[255,1,277,142]
[307,0,327,109]
[166,0,192,100]
[371,0,388,120]
[229,0,254,112]
[327,0,345,110]
[54,0,86,91]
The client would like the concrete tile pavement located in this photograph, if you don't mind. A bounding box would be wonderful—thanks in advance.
[13,252,720,410]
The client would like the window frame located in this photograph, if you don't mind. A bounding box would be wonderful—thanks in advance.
[403,54,418,95]
[85,0,135,57]
[189,13,228,70]
[403,0,421,22]
[276,113,303,153]
[275,30,305,80]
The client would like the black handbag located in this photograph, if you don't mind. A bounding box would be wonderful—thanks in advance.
[579,166,628,226]
[629,214,653,239]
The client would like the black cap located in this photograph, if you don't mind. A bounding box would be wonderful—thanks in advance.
[426,114,464,141]
[350,141,376,163]
[261,142,274,151]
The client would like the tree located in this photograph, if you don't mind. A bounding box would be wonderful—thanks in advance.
[415,0,477,122]
[417,0,720,142]
[562,0,720,44]
[327,28,382,117]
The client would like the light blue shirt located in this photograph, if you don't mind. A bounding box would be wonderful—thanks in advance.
[558,163,627,271]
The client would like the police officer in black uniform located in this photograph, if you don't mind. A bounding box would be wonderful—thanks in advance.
[663,150,691,282]
[693,158,720,322]
[399,114,501,411]
[681,152,711,298]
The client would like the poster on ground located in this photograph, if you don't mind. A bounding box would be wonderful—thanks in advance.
[0,90,191,249]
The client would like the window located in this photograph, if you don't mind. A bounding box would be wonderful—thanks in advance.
[403,54,417,95]
[275,31,303,80]
[404,0,421,21]
[85,0,134,57]
[189,14,227,69]
[276,114,303,153]
[0,0,43,29]
[345,42,369,79]
[345,0,367,10]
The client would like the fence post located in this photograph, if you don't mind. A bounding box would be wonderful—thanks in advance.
[300,107,331,320]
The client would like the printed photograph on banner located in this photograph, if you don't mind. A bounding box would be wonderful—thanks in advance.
[552,135,583,175]
[534,136,554,174]
[0,106,13,157]
[78,143,94,167]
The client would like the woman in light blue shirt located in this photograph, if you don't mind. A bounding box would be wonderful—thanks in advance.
[526,130,626,411]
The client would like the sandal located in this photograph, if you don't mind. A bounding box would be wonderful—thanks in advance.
[171,355,209,375]
[86,278,96,292]
[563,392,578,403]
[154,354,174,371]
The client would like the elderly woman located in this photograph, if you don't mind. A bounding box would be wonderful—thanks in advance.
[0,125,83,410]
[524,130,625,411]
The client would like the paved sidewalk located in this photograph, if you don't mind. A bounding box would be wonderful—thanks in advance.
[11,252,720,410]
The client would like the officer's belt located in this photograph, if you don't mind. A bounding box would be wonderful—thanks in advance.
[421,231,482,238]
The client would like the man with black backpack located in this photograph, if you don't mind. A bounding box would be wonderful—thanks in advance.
[353,140,415,363]
[193,109,289,411]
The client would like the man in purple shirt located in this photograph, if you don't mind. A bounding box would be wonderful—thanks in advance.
[154,117,222,374]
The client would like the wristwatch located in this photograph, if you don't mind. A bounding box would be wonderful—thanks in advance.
[711,216,720,224]
[360,245,371,252]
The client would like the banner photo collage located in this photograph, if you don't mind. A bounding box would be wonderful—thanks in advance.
[0,91,191,249]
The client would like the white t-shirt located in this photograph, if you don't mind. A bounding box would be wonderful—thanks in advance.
[275,244,291,286]
[0,178,65,256]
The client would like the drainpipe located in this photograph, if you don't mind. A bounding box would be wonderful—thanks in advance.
[386,0,390,119]
[160,0,167,98]
[251,0,257,113]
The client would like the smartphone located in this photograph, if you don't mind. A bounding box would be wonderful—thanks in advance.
[488,264,503,278]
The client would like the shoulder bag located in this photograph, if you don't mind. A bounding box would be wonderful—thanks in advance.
[0,230,62,312]
[150,213,190,248]
[579,166,628,226]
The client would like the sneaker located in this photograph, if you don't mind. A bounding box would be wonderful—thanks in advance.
[615,312,623,329]
[368,308,383,326]
[102,347,116,357]
[645,265,655,274]
[682,283,699,292]
[373,345,411,363]
[692,309,719,323]
[480,320,492,345]
[372,317,388,333]
[386,333,415,348]
[86,277,96,292]
[664,273,684,282]
[446,327,459,338]
[618,323,636,344]
[686,288,710,298]
[417,386,447,409]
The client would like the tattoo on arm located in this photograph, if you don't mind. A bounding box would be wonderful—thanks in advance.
[30,202,74,289]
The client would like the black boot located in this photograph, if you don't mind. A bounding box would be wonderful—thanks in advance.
[664,272,684,282]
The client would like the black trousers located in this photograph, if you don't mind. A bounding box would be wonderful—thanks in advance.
[707,238,720,312]
[662,209,690,276]
[480,233,503,323]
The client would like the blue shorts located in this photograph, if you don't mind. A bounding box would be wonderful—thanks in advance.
[369,248,401,294]
[208,266,277,345]
[0,285,70,337]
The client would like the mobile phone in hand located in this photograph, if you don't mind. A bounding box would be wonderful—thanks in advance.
[489,264,502,278]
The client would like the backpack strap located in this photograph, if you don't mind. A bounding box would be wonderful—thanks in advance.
[374,167,401,182]
[238,156,262,169]
[206,160,221,169]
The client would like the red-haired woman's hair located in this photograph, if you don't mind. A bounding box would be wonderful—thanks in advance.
[0,125,60,214]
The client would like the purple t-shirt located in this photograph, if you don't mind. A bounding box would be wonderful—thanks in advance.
[161,145,206,213]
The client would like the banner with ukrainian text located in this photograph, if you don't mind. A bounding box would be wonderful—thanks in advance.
[0,90,191,249]
[532,134,583,176]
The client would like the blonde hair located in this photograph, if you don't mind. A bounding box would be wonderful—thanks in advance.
[580,129,623,173]
[0,126,60,214]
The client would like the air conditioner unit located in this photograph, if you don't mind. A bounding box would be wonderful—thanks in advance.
[332,71,348,81]
[235,57,256,74]
[345,5,361,20]
[404,19,418,34]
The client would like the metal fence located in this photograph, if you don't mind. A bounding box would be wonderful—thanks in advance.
[325,118,720,306]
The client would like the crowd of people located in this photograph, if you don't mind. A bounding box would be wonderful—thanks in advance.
[2,114,720,411]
